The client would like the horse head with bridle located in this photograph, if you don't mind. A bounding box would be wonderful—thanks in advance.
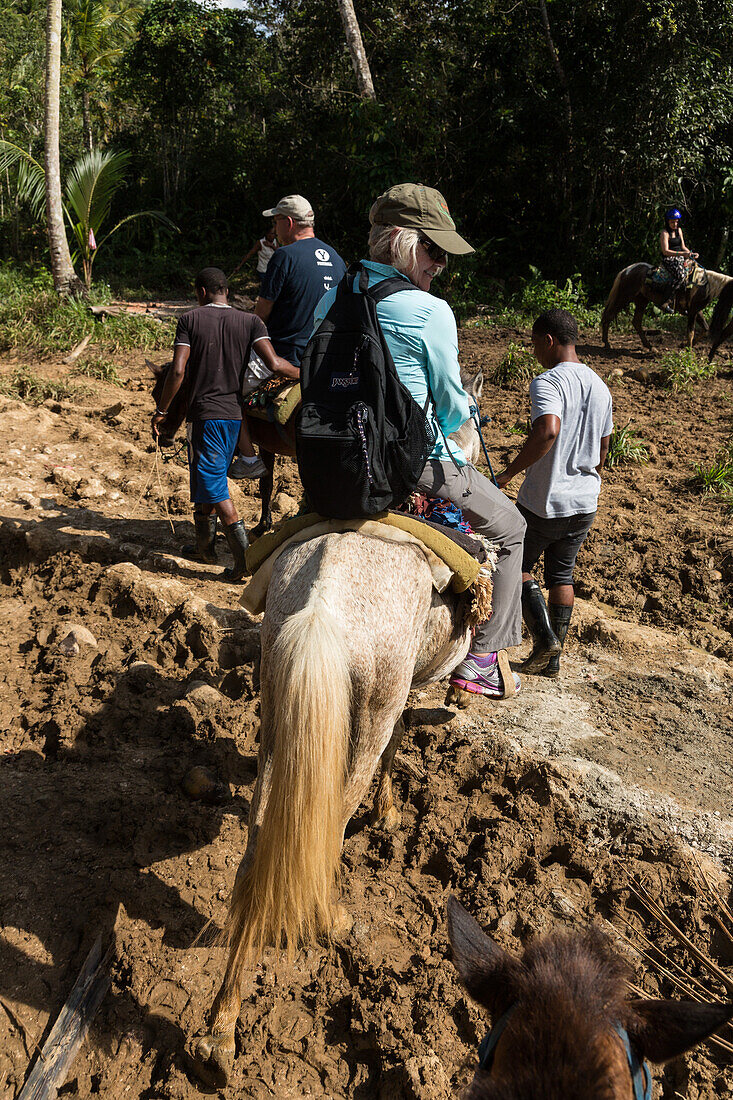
[601,262,733,353]
[149,361,485,541]
[448,895,733,1099]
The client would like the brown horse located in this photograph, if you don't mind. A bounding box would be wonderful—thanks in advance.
[709,279,733,360]
[447,895,733,1099]
[149,362,485,540]
[601,262,733,352]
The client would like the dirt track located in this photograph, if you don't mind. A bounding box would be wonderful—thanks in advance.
[1,324,732,1098]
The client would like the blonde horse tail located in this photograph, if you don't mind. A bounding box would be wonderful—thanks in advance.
[222,591,351,979]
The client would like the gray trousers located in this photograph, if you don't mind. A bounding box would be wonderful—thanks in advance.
[417,460,526,652]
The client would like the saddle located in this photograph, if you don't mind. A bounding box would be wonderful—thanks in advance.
[244,379,301,426]
[241,509,497,625]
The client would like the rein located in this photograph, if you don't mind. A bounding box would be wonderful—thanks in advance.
[478,1008,652,1099]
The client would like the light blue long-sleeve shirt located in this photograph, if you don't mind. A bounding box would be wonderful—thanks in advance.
[312,260,470,466]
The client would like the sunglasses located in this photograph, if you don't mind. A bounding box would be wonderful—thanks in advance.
[419,237,448,264]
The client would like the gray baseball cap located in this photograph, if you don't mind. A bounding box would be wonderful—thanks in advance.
[262,194,314,220]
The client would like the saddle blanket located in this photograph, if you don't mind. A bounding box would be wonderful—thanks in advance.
[244,381,301,425]
[240,511,497,617]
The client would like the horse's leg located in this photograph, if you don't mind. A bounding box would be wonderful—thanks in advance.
[601,307,614,349]
[633,299,652,351]
[250,450,275,541]
[189,729,275,1087]
[696,312,709,332]
[687,312,697,348]
[371,714,406,832]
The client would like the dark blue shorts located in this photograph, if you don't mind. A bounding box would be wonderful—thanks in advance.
[187,419,240,504]
[518,503,596,587]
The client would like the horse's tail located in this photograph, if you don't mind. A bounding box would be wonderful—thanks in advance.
[709,279,733,358]
[601,267,631,331]
[223,590,350,973]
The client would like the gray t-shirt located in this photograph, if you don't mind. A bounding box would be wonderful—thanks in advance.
[517,361,613,519]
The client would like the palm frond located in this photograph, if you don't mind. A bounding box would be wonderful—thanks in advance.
[64,149,131,235]
[96,209,179,249]
[0,139,45,221]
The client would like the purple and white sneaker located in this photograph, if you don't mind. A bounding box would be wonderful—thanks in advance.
[450,650,520,698]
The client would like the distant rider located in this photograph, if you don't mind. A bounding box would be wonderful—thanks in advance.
[313,183,526,699]
[660,207,698,306]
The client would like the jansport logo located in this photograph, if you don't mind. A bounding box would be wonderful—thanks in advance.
[330,373,359,390]
[315,248,332,265]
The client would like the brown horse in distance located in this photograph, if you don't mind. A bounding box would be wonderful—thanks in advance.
[601,262,733,352]
[447,895,733,1099]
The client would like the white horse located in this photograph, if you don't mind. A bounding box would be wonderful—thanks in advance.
[189,371,487,1087]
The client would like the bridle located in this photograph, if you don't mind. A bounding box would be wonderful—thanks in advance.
[478,1007,652,1099]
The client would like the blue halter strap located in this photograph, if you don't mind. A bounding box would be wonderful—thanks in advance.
[478,1011,652,1099]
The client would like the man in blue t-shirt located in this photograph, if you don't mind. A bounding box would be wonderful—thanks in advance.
[255,194,347,367]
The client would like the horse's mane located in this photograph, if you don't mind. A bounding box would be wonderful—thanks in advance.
[467,927,633,1100]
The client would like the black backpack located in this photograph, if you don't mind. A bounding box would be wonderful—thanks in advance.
[295,263,435,519]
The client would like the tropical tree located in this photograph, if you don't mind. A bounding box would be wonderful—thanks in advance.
[45,0,85,296]
[63,0,144,151]
[0,141,176,287]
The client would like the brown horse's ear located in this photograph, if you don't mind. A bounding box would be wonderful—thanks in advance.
[626,998,733,1064]
[471,370,484,400]
[446,895,521,1019]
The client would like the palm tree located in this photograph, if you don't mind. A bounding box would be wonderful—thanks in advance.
[63,0,144,152]
[0,141,177,289]
[45,0,85,296]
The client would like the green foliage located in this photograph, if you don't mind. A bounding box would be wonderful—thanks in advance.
[488,342,541,387]
[0,367,89,405]
[692,442,733,497]
[70,354,121,384]
[0,265,174,353]
[657,348,718,392]
[607,423,650,468]
[64,149,177,286]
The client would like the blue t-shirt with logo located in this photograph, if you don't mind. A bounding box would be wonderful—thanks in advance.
[260,236,347,366]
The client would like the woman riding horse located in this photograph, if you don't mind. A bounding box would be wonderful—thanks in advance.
[659,206,697,304]
[312,183,526,700]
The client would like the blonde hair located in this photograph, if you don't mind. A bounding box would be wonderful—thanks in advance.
[368,224,421,277]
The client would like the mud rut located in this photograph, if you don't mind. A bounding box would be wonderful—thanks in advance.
[1,328,732,1099]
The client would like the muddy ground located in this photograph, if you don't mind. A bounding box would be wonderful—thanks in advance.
[1,319,732,1099]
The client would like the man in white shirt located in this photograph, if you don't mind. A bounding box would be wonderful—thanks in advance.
[497,309,613,677]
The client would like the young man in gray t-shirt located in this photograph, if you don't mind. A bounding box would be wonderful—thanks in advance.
[497,309,613,677]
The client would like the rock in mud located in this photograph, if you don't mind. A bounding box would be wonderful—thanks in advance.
[54,622,98,655]
[271,491,298,516]
[381,1053,452,1100]
[185,681,226,715]
[182,765,229,804]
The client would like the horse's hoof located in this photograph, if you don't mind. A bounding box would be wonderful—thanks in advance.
[372,804,401,832]
[445,684,474,709]
[185,1031,235,1090]
[332,904,354,939]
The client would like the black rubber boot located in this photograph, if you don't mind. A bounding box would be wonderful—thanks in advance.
[520,579,561,672]
[183,512,217,564]
[544,604,573,678]
[222,520,249,582]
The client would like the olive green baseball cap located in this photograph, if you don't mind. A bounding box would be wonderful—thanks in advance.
[369,183,474,255]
